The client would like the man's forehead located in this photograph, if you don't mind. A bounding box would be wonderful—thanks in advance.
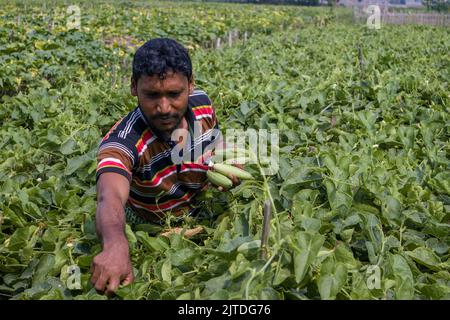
[138,72,189,90]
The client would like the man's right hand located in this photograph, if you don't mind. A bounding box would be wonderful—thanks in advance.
[93,172,134,296]
[91,236,134,296]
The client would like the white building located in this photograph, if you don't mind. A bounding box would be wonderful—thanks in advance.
[336,0,423,7]
[390,0,423,8]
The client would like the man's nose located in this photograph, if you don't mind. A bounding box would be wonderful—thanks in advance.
[157,97,171,114]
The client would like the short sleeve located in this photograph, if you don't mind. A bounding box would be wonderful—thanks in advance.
[190,90,220,130]
[96,133,138,183]
[189,91,222,163]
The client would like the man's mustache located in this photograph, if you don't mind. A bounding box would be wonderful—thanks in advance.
[154,114,179,120]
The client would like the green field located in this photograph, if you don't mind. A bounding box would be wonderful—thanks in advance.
[0,1,449,300]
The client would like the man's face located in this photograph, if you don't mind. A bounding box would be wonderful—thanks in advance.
[131,71,194,135]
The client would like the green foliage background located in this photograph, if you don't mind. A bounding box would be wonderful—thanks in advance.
[0,0,449,300]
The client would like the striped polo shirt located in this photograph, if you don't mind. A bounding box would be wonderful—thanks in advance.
[96,89,220,223]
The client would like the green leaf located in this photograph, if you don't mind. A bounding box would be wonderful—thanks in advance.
[282,167,312,187]
[176,292,192,300]
[300,96,308,109]
[334,243,359,270]
[240,101,250,116]
[390,254,414,300]
[170,248,195,267]
[217,235,254,254]
[204,272,230,293]
[300,217,321,232]
[125,224,137,246]
[273,268,291,286]
[32,254,55,286]
[349,272,372,299]
[425,238,449,256]
[66,154,90,175]
[293,231,325,283]
[365,214,383,253]
[41,226,59,251]
[60,138,78,155]
[418,284,450,300]
[324,178,353,213]
[161,259,172,284]
[136,232,168,252]
[7,226,37,251]
[429,172,450,196]
[22,283,52,299]
[382,196,402,223]
[115,282,149,300]
[405,247,441,271]
[209,289,229,300]
[317,258,347,300]
[237,240,261,253]
[397,126,416,149]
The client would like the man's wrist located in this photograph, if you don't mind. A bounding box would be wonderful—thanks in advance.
[101,232,129,251]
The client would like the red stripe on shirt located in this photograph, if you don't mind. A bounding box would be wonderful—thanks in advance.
[134,164,178,187]
[134,163,208,187]
[192,106,213,117]
[97,160,129,172]
[136,129,153,154]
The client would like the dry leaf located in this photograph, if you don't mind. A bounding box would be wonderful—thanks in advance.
[160,226,204,238]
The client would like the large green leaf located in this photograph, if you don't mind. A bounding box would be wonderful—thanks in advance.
[317,258,347,300]
[405,247,442,271]
[293,231,325,284]
[390,254,414,300]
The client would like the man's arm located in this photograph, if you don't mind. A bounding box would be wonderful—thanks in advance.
[91,172,134,295]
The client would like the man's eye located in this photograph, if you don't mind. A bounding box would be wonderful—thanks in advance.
[147,93,159,98]
[168,92,181,98]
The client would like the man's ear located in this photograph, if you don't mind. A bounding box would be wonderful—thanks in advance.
[131,77,138,96]
[188,76,195,95]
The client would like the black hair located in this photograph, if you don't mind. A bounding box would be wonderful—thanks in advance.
[132,38,193,82]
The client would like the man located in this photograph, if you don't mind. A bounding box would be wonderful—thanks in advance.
[90,38,240,295]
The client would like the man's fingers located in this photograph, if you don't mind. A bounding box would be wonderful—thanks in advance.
[92,268,134,296]
[196,150,213,164]
[94,273,109,293]
[204,150,213,160]
[122,271,134,286]
[105,277,121,296]
[226,174,240,186]
[215,175,240,192]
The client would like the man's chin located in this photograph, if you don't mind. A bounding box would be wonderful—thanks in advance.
[155,122,179,135]
[149,117,183,135]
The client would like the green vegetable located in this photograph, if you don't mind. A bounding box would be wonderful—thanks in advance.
[212,163,254,180]
[207,170,233,188]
